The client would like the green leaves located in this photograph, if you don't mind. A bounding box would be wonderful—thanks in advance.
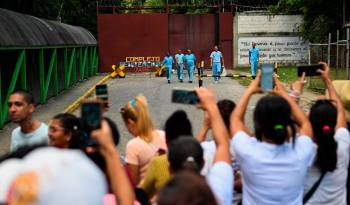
[270,0,344,43]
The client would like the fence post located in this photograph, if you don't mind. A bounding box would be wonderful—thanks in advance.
[308,43,311,65]
[336,30,339,79]
[39,49,45,104]
[327,33,331,66]
[346,28,349,80]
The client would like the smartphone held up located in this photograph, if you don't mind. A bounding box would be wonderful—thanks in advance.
[95,84,109,108]
[172,88,200,105]
[260,64,274,92]
[81,102,102,147]
[297,64,324,77]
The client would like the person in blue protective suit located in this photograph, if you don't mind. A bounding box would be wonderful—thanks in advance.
[163,52,174,84]
[184,49,196,83]
[210,45,225,83]
[175,49,185,83]
[249,42,259,79]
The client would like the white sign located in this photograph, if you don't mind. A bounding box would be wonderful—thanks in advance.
[238,37,308,65]
[238,15,303,34]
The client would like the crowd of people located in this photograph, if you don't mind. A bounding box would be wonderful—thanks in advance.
[0,62,349,205]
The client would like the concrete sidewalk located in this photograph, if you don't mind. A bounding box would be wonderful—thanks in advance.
[0,74,108,156]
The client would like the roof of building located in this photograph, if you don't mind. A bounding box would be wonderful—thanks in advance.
[0,8,96,47]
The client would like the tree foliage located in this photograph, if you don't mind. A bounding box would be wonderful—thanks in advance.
[269,0,344,42]
[0,0,97,36]
[2,0,341,42]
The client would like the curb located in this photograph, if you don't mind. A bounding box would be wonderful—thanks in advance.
[63,74,111,113]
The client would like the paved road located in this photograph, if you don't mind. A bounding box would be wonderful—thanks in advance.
[80,73,262,154]
[0,72,264,156]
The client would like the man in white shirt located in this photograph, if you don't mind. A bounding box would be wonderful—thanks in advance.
[8,90,48,151]
[210,45,224,83]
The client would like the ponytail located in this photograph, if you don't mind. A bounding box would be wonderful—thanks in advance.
[168,137,203,174]
[315,124,337,172]
[134,96,155,142]
[120,95,155,142]
[182,156,201,173]
[310,100,338,173]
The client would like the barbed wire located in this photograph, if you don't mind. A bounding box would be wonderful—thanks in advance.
[97,0,270,10]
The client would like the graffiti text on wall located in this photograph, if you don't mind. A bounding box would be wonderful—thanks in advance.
[120,56,162,68]
[238,37,308,65]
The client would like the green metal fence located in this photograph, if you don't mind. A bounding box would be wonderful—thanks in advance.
[0,45,98,128]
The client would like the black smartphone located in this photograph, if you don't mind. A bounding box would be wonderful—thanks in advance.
[81,102,102,146]
[95,84,109,108]
[297,64,323,77]
[172,89,199,105]
[260,64,274,92]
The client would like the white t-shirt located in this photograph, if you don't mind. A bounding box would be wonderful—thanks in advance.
[206,161,233,205]
[10,122,49,151]
[304,127,350,205]
[201,140,238,173]
[201,140,218,175]
[201,140,242,205]
[231,131,314,205]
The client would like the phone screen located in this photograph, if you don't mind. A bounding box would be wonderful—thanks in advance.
[82,102,101,130]
[297,64,323,77]
[81,102,101,147]
[260,64,274,92]
[172,89,199,105]
[95,84,108,108]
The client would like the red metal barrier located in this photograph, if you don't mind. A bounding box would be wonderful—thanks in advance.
[219,13,233,69]
[168,14,216,68]
[98,12,233,73]
[98,13,168,72]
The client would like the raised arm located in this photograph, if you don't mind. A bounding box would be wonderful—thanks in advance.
[230,70,262,136]
[195,88,230,164]
[196,112,210,142]
[273,77,313,139]
[319,62,347,128]
[91,120,135,205]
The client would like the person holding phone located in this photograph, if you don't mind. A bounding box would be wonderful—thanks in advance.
[162,52,174,84]
[184,49,196,83]
[249,42,259,79]
[90,119,136,205]
[303,62,350,205]
[175,49,185,83]
[159,87,233,205]
[230,70,314,204]
[210,45,225,83]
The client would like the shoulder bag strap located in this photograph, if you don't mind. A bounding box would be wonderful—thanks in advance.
[303,171,326,204]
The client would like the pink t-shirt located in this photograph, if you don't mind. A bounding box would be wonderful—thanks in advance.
[103,194,141,205]
[125,130,167,180]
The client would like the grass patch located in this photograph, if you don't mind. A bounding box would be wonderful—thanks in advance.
[231,66,349,94]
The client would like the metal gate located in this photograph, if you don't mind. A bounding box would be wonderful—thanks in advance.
[98,12,233,72]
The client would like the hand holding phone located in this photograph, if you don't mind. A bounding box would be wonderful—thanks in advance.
[81,102,102,146]
[172,89,200,105]
[297,64,324,77]
[260,64,274,92]
[95,84,109,108]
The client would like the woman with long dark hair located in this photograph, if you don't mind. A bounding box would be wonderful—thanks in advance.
[230,70,314,205]
[304,62,350,205]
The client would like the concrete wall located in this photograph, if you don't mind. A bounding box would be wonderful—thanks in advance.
[234,13,308,67]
